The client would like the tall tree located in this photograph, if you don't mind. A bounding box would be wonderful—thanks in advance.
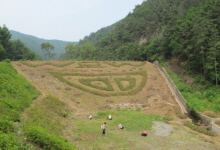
[65,43,76,60]
[41,42,55,60]
[0,25,12,59]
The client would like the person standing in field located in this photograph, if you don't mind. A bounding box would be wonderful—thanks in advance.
[101,122,107,135]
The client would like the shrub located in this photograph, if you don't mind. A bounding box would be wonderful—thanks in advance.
[194,75,206,84]
[0,120,14,133]
[25,126,77,150]
[0,133,19,150]
[2,59,10,63]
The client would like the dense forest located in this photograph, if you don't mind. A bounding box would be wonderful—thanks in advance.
[65,0,220,85]
[0,25,36,61]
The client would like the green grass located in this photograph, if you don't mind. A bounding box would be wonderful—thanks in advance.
[73,109,166,149]
[0,61,40,149]
[20,61,75,67]
[49,71,147,96]
[0,62,40,121]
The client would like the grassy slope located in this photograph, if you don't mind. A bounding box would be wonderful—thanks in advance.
[0,61,40,149]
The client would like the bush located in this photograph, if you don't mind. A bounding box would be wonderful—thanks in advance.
[2,59,10,63]
[25,126,77,150]
[194,75,206,84]
[0,133,19,150]
[0,120,14,133]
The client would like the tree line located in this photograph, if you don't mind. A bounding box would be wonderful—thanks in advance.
[0,25,57,61]
[0,25,36,61]
[63,0,220,85]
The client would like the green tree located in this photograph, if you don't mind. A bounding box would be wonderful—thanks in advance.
[65,43,76,60]
[41,42,55,60]
[0,25,12,59]
[0,44,6,61]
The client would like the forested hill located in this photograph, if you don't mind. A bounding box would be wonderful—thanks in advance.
[10,30,78,59]
[69,0,220,84]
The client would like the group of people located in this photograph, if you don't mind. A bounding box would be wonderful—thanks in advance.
[89,114,148,136]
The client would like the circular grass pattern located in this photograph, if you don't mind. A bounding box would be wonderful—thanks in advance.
[114,77,136,91]
[79,77,114,91]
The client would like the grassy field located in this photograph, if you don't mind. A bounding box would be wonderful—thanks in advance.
[7,60,220,149]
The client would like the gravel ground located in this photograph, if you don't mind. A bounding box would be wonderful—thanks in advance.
[152,121,173,136]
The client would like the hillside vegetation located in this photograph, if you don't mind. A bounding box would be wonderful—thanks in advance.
[67,0,220,86]
[0,26,36,61]
[0,60,40,149]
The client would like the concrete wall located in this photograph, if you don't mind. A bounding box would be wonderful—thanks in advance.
[197,112,213,126]
[153,61,220,135]
[210,123,220,135]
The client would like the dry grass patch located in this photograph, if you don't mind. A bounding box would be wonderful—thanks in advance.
[77,61,102,68]
[203,110,220,118]
[20,61,74,67]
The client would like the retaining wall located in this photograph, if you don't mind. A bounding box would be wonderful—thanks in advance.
[153,61,220,135]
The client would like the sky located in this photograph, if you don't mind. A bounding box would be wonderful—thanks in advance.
[0,0,144,42]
